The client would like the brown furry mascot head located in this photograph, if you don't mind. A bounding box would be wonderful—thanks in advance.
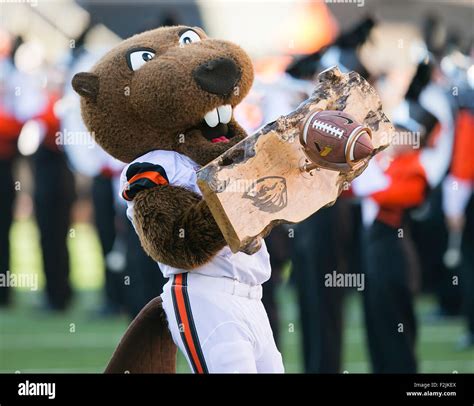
[72,26,255,373]
[73,26,253,165]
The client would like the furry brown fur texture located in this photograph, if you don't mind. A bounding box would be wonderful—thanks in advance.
[72,26,255,373]
[133,185,226,269]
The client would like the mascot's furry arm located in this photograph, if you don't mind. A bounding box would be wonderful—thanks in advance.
[133,185,226,270]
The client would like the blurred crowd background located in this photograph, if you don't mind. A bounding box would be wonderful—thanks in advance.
[0,0,473,373]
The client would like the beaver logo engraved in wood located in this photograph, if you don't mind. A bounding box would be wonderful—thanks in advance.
[242,176,288,213]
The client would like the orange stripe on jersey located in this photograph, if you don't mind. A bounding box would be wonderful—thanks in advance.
[451,109,474,181]
[371,152,427,228]
[372,152,427,209]
[172,274,208,374]
[128,170,169,186]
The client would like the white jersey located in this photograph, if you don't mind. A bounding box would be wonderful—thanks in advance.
[351,158,391,228]
[119,149,271,286]
[419,84,455,188]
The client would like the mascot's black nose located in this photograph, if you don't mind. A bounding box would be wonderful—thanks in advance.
[193,58,240,96]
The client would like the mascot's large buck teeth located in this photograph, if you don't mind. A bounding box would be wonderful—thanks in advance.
[217,105,232,124]
[204,105,232,127]
[204,109,219,127]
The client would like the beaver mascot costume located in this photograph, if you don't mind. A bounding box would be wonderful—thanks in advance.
[72,26,284,373]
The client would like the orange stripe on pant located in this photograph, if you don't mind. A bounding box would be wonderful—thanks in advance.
[173,274,207,374]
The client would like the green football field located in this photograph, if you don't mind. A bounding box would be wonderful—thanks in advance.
[1,220,473,373]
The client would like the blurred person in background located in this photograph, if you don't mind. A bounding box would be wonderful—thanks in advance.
[352,61,442,373]
[441,43,474,348]
[286,17,376,373]
[1,34,57,308]
[409,15,460,320]
[443,107,474,349]
[90,152,127,317]
[60,38,127,317]
[31,65,76,312]
[0,33,24,307]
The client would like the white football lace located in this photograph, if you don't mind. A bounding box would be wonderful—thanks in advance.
[311,120,344,139]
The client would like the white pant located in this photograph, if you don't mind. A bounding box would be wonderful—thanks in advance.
[161,272,284,373]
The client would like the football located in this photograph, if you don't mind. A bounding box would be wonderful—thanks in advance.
[299,109,374,173]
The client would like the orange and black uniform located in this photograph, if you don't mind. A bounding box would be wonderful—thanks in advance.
[291,196,363,373]
[0,107,23,306]
[363,151,427,373]
[450,109,474,182]
[32,93,75,310]
[449,109,474,338]
[0,107,23,160]
[371,152,427,227]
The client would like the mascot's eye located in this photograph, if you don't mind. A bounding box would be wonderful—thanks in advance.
[179,30,201,46]
[127,49,156,71]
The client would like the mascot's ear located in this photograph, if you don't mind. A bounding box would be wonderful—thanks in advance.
[72,72,99,102]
